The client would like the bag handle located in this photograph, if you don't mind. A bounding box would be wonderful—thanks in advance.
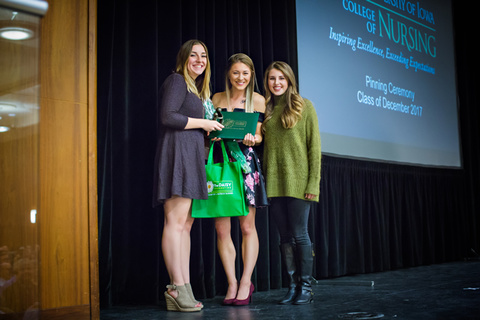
[207,140,229,165]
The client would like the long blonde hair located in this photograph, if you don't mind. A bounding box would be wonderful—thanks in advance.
[175,39,211,101]
[225,53,256,113]
[263,61,304,131]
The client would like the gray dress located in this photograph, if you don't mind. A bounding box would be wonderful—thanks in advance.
[153,73,207,206]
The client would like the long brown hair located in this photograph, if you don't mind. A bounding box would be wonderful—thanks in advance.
[175,39,211,101]
[262,61,304,132]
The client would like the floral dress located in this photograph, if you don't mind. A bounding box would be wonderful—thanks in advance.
[223,108,268,208]
[209,106,269,208]
[240,142,268,207]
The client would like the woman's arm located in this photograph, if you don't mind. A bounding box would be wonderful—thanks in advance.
[160,74,223,132]
[304,100,321,199]
[185,117,224,132]
[159,75,190,129]
[243,93,266,146]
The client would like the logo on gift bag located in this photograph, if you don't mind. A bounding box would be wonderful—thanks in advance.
[206,180,233,195]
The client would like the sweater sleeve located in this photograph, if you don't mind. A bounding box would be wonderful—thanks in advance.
[304,100,322,199]
[159,73,189,130]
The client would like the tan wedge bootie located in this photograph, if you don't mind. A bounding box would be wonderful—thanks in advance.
[164,284,202,312]
[185,283,203,307]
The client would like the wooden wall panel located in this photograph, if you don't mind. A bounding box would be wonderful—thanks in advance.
[87,0,99,317]
[40,0,88,103]
[39,0,97,317]
[39,99,89,308]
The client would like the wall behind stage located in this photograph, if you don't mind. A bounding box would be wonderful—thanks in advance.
[97,0,480,306]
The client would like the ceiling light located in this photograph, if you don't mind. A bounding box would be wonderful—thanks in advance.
[0,103,17,112]
[0,126,10,132]
[0,27,33,40]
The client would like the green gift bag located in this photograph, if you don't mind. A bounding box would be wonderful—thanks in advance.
[192,140,249,218]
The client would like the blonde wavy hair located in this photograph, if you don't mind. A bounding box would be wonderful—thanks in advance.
[175,39,211,101]
[262,61,304,132]
[225,53,256,113]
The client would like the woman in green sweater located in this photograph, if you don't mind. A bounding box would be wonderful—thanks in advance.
[262,61,321,305]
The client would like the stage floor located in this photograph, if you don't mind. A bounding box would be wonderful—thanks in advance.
[100,260,480,319]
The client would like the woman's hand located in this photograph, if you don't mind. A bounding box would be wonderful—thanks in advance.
[242,133,256,147]
[205,120,223,140]
[185,118,224,132]
[305,193,316,200]
[203,119,224,132]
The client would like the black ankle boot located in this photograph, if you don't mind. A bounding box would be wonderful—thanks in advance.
[293,244,314,305]
[279,243,298,304]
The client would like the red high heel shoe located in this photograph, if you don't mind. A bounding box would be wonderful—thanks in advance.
[223,297,236,305]
[232,283,254,306]
[223,282,239,305]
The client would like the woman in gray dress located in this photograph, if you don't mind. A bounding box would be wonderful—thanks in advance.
[153,39,223,312]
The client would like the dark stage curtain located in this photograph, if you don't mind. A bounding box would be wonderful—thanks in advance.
[97,0,480,307]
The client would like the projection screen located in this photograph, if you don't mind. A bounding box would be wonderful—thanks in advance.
[296,0,461,167]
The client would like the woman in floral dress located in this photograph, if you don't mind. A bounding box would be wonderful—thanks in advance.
[211,53,268,306]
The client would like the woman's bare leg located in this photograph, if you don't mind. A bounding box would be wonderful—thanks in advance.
[215,217,238,300]
[162,196,200,307]
[236,207,258,300]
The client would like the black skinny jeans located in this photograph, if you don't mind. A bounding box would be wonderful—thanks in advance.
[270,197,312,246]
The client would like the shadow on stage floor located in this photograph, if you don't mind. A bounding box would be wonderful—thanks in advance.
[100,260,480,319]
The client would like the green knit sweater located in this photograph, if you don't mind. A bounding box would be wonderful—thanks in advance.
[263,95,321,201]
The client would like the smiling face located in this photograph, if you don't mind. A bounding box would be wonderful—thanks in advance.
[228,62,251,91]
[267,68,288,96]
[187,44,207,79]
